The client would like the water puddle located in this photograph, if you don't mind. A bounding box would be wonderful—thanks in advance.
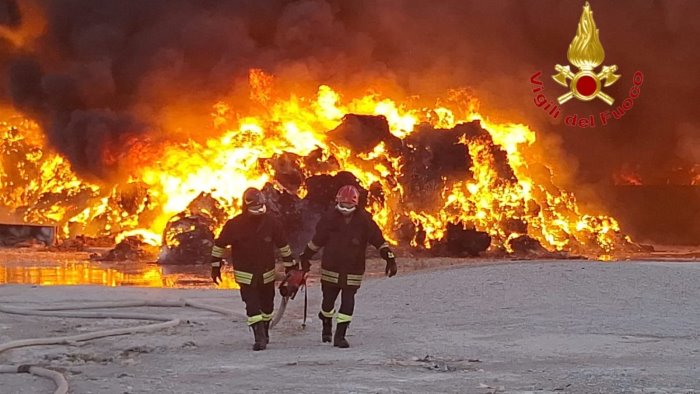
[0,249,239,289]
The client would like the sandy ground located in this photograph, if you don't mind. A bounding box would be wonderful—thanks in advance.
[1,259,699,394]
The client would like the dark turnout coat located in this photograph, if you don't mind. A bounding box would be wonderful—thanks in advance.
[213,213,290,286]
[309,209,388,288]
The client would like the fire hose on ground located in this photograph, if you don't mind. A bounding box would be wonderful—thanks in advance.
[0,365,69,394]
[0,299,245,394]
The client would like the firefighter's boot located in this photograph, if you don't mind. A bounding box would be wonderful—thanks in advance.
[333,322,350,348]
[252,322,267,351]
[263,321,270,345]
[319,312,332,343]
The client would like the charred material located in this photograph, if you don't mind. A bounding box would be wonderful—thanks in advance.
[300,148,341,176]
[157,193,226,264]
[401,121,518,212]
[261,183,304,237]
[259,117,521,257]
[507,235,580,259]
[91,236,157,261]
[404,123,474,179]
[508,235,548,255]
[329,114,402,155]
[304,171,369,209]
[262,152,305,194]
[158,213,214,265]
[53,235,114,251]
[184,192,228,229]
[401,123,473,209]
[444,223,491,257]
[455,122,516,183]
[115,182,153,216]
[4,113,621,259]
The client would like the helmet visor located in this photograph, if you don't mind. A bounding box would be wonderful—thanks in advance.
[336,203,356,215]
[247,203,266,215]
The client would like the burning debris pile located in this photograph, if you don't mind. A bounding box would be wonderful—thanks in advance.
[0,70,636,260]
[157,193,226,265]
[90,236,158,262]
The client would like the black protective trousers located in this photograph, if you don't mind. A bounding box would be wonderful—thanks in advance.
[239,282,275,324]
[321,282,358,322]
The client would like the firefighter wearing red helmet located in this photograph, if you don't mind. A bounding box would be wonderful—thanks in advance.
[210,187,297,351]
[299,184,397,348]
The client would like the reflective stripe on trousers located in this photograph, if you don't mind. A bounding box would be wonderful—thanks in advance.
[320,269,339,284]
[320,269,363,287]
[247,314,264,325]
[234,269,276,285]
[337,313,352,323]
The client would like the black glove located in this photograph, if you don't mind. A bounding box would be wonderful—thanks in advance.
[380,247,397,277]
[299,245,315,272]
[283,255,300,275]
[211,258,223,285]
[385,258,397,277]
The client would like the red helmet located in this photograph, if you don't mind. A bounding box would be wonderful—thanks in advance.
[336,185,360,205]
[336,185,359,215]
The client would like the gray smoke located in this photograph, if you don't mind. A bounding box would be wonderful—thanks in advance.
[0,0,699,239]
[1,0,698,181]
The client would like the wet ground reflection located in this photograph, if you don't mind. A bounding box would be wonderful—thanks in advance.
[0,249,239,289]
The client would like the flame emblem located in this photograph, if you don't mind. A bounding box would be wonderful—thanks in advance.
[552,2,620,105]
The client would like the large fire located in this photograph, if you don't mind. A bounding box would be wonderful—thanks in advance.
[1,69,631,258]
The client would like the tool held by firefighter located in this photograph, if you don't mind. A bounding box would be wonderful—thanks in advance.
[299,184,397,348]
[210,187,296,351]
[270,268,308,329]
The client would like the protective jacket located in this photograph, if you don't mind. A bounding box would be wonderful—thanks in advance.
[212,213,291,286]
[308,209,388,287]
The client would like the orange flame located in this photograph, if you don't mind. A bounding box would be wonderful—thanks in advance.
[1,69,629,257]
[0,260,239,288]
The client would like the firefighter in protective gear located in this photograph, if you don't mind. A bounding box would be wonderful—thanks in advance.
[299,184,397,348]
[211,187,297,351]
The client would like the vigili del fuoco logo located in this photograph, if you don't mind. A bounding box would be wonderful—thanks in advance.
[529,2,644,128]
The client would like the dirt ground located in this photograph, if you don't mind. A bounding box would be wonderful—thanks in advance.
[1,259,699,393]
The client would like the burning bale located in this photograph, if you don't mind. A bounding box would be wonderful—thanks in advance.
[158,193,226,265]
[0,68,637,259]
[329,114,402,155]
[400,121,517,217]
[0,0,696,265]
[263,152,305,194]
[404,221,492,258]
[404,124,474,177]
[159,214,215,265]
[91,236,158,261]
[444,223,492,257]
[506,234,582,259]
[260,183,307,248]
[508,235,550,256]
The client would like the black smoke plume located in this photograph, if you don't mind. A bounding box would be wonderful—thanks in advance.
[1,0,699,241]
